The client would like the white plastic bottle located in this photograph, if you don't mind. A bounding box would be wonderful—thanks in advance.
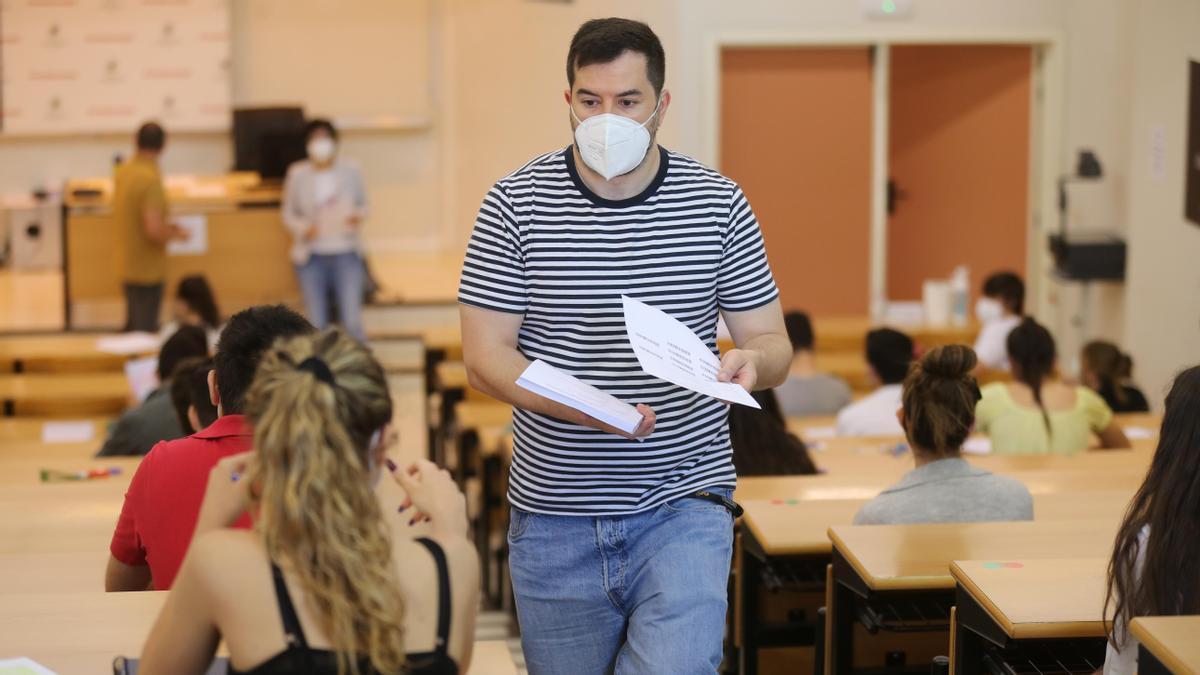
[950,266,970,327]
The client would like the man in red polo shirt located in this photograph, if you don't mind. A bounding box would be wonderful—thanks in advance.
[105,305,313,591]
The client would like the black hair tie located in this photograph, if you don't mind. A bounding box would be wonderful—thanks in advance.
[297,356,336,386]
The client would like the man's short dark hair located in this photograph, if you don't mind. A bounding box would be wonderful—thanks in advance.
[784,311,815,352]
[567,18,665,96]
[158,325,208,382]
[136,122,166,151]
[866,328,915,385]
[213,305,313,414]
[982,271,1025,315]
[305,118,338,142]
[169,356,217,434]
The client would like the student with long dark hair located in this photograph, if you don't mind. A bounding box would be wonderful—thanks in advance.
[854,345,1032,525]
[975,318,1130,454]
[1081,341,1150,413]
[1103,366,1200,675]
[729,389,818,476]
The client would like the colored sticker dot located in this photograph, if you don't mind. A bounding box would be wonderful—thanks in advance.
[771,499,784,505]
[983,562,1004,569]
[1004,562,1025,569]
[786,499,799,505]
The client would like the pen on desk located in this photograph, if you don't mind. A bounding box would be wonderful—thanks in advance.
[40,467,122,483]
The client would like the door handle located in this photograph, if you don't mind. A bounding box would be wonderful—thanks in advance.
[887,179,908,216]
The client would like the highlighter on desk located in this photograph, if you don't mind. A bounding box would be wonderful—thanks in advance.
[39,467,123,483]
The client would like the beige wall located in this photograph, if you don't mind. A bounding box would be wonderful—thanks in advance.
[439,0,679,248]
[0,0,440,252]
[1122,0,1200,408]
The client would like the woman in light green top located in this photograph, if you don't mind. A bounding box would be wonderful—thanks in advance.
[975,318,1130,454]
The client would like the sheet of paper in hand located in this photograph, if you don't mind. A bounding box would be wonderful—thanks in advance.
[621,295,760,409]
[516,359,644,435]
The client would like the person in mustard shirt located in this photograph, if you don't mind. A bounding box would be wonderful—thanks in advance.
[113,122,187,332]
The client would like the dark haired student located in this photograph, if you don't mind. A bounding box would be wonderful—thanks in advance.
[1104,365,1200,675]
[106,305,313,592]
[854,345,1033,525]
[975,318,1130,454]
[96,325,209,457]
[457,18,789,674]
[1081,341,1150,413]
[774,311,853,417]
[836,328,914,436]
[973,271,1025,371]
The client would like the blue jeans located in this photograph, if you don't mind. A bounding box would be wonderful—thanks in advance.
[295,252,365,342]
[508,489,735,675]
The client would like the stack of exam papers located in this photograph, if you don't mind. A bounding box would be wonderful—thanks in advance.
[515,296,761,433]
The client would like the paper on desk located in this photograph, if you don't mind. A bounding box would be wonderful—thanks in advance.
[1123,426,1157,440]
[124,356,158,404]
[168,214,207,256]
[516,360,643,435]
[96,332,161,355]
[0,657,58,674]
[622,296,760,409]
[41,420,95,444]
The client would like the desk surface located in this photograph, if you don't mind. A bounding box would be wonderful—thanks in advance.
[1130,616,1200,675]
[0,591,516,675]
[0,333,152,373]
[0,372,131,415]
[829,520,1117,591]
[951,558,1108,639]
[0,417,110,443]
[740,490,1129,558]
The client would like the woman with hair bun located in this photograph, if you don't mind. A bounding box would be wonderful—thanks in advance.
[854,344,1033,525]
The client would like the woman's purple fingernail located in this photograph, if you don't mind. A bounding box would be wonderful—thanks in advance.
[230,472,240,482]
[398,505,407,513]
[385,458,398,472]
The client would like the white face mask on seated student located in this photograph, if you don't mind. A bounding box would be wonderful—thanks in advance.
[975,297,1005,323]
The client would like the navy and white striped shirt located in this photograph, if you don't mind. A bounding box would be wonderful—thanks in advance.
[458,146,778,515]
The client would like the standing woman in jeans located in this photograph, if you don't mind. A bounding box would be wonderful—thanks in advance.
[282,119,369,342]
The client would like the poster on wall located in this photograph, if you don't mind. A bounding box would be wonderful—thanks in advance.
[0,0,231,135]
[1187,60,1200,226]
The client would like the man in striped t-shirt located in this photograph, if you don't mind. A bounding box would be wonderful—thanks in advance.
[459,18,790,674]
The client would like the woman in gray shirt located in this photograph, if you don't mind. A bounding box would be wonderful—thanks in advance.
[282,119,369,341]
[854,344,1033,525]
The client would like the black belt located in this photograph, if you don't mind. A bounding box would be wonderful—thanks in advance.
[690,490,744,518]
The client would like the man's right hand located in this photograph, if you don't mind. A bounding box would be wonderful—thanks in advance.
[304,224,319,242]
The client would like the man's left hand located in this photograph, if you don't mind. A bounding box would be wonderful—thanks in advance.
[717,349,758,392]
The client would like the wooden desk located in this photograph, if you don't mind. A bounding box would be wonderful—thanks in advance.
[0,372,130,416]
[952,558,1109,675]
[0,333,154,374]
[65,174,299,330]
[1131,616,1200,675]
[0,590,517,674]
[0,417,110,443]
[827,525,1115,675]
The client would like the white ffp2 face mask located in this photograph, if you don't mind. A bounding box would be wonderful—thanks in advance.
[307,137,336,163]
[571,98,661,180]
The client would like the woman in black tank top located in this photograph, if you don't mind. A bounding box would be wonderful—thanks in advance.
[136,327,475,674]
